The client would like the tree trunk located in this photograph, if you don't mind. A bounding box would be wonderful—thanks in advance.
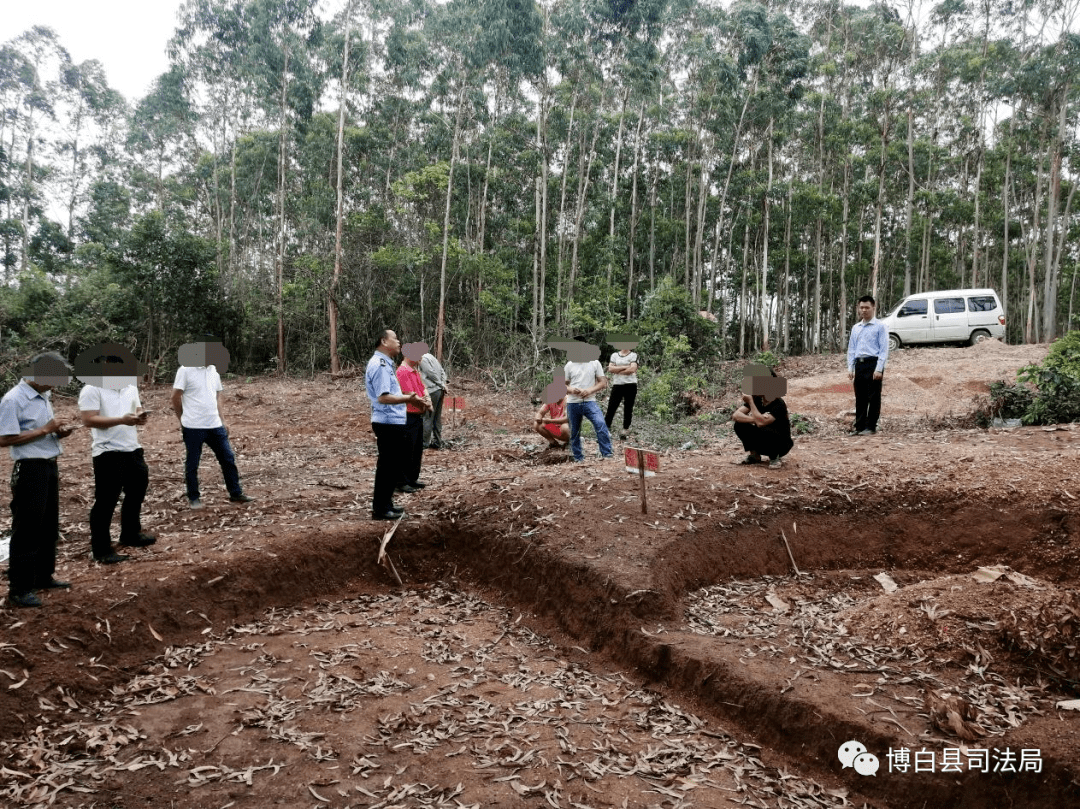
[903,106,915,297]
[607,87,629,304]
[739,211,750,357]
[759,120,773,352]
[1041,90,1068,339]
[330,8,354,375]
[1001,122,1012,324]
[21,114,33,274]
[782,183,793,354]
[839,160,851,352]
[276,42,291,374]
[435,85,466,362]
[648,162,658,293]
[626,100,644,322]
[568,124,600,324]
[554,92,577,331]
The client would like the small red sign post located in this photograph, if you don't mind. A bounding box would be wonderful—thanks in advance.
[447,397,465,429]
[624,447,659,514]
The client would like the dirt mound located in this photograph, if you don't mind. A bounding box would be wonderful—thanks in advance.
[838,569,1054,668]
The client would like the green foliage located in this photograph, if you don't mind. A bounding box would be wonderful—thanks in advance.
[635,277,720,367]
[789,412,813,435]
[1016,365,1080,426]
[751,350,779,369]
[973,381,1035,428]
[636,362,709,423]
[1003,333,1080,425]
[1042,331,1080,379]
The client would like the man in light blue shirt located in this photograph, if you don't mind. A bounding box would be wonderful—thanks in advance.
[846,295,889,435]
[0,352,77,607]
[365,329,422,520]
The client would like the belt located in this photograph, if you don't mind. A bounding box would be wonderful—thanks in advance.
[16,457,58,464]
[855,356,877,362]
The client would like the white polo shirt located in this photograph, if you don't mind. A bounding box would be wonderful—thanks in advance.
[78,384,142,456]
[173,366,224,429]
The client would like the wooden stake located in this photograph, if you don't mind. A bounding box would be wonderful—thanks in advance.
[779,527,804,576]
[637,449,648,514]
[380,553,403,586]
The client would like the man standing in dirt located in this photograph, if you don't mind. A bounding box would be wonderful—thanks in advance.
[418,345,449,449]
[76,343,156,565]
[0,352,76,607]
[847,295,889,435]
[558,338,613,462]
[171,338,255,509]
[366,329,423,520]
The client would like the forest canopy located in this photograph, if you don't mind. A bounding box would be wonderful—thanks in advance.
[1,0,1078,377]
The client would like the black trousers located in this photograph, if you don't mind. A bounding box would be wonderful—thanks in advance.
[605,383,638,431]
[402,412,424,485]
[8,458,59,595]
[733,421,793,459]
[853,357,883,432]
[90,449,149,557]
[371,422,406,514]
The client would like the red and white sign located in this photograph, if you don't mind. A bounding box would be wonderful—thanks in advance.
[624,447,659,477]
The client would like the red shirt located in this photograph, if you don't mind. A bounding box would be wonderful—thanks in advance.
[396,363,427,414]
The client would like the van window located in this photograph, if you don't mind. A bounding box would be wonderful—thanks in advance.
[899,299,928,317]
[968,296,997,312]
[934,297,965,314]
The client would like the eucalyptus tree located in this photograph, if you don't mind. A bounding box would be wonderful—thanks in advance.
[56,60,125,242]
[2,27,71,275]
[127,67,195,213]
[246,0,324,372]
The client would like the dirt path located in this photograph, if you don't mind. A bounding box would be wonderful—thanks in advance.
[1,341,1077,808]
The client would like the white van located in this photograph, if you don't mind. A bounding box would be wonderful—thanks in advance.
[881,288,1006,351]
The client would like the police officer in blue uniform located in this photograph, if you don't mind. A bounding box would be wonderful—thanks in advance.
[364,330,422,520]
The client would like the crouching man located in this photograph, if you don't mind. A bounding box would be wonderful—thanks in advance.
[732,365,794,469]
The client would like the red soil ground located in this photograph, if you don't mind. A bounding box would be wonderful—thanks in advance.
[1,340,1077,808]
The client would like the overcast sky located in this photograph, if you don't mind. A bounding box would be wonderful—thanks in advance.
[2,0,188,102]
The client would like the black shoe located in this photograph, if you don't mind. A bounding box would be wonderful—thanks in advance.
[427,443,443,450]
[229,493,254,503]
[372,510,403,520]
[94,552,129,565]
[388,505,405,515]
[395,484,420,494]
[37,578,71,590]
[119,533,157,547]
[8,591,42,608]
[409,481,427,489]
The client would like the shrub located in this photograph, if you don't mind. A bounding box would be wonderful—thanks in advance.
[973,381,1036,427]
[751,350,780,370]
[1016,365,1080,425]
[790,412,814,435]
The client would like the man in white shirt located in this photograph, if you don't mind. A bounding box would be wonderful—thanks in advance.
[170,338,253,509]
[559,339,614,462]
[76,344,156,564]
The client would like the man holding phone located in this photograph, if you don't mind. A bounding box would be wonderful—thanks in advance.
[77,343,156,564]
[0,352,78,607]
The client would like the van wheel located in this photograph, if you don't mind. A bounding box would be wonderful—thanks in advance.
[969,329,991,346]
[888,334,900,352]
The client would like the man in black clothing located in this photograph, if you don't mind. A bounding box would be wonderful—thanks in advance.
[731,365,794,468]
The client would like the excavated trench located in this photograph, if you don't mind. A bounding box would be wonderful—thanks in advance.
[1,498,1078,808]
